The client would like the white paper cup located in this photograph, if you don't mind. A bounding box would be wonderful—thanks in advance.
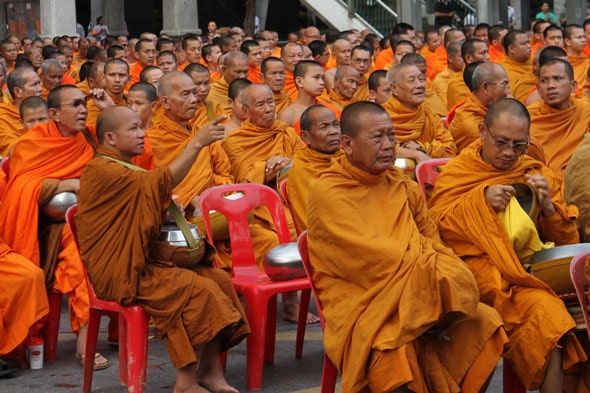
[27,338,44,369]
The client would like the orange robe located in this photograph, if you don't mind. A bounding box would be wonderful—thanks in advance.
[420,46,436,57]
[76,79,90,95]
[0,103,24,157]
[351,74,369,102]
[86,94,127,125]
[568,54,590,95]
[273,91,293,115]
[247,65,263,84]
[307,154,507,393]
[191,100,225,129]
[382,97,456,158]
[426,46,447,80]
[583,42,590,57]
[531,41,543,58]
[208,76,232,116]
[317,90,351,115]
[0,121,95,332]
[76,148,249,368]
[127,62,144,90]
[501,56,535,99]
[446,70,470,110]
[564,134,590,242]
[62,74,76,85]
[222,119,305,269]
[287,148,343,231]
[428,142,587,390]
[374,47,393,71]
[528,96,590,176]
[448,92,486,152]
[284,70,298,100]
[432,67,460,108]
[424,89,448,119]
[489,45,505,64]
[0,89,13,105]
[512,72,539,103]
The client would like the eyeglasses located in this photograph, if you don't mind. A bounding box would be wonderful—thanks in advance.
[485,125,529,152]
[485,81,510,90]
[59,98,88,108]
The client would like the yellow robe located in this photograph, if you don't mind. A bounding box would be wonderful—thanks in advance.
[432,67,459,108]
[0,103,23,157]
[208,76,232,116]
[564,134,590,242]
[86,94,127,125]
[501,56,535,99]
[307,154,507,392]
[568,54,590,94]
[191,100,225,129]
[428,142,587,390]
[448,92,486,152]
[273,91,293,115]
[446,70,470,111]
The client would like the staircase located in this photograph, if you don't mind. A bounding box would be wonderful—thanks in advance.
[300,0,398,38]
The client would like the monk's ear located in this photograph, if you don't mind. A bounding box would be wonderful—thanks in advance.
[477,122,486,141]
[13,86,23,100]
[300,129,311,145]
[295,76,303,88]
[104,130,117,146]
[571,79,578,94]
[48,107,59,121]
[160,95,170,110]
[367,89,376,102]
[340,134,353,155]
[150,100,158,113]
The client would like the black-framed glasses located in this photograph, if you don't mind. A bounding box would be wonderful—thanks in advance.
[59,98,88,108]
[485,124,529,152]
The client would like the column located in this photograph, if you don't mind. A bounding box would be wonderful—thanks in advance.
[256,0,270,31]
[397,0,422,32]
[102,0,128,36]
[567,0,586,25]
[161,0,201,37]
[40,0,77,37]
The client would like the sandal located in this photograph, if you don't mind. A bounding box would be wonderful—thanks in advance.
[76,352,109,371]
[0,358,17,377]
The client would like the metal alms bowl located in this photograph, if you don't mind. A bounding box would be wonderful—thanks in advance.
[393,158,417,180]
[263,242,306,282]
[159,223,201,247]
[42,192,77,221]
[528,243,590,294]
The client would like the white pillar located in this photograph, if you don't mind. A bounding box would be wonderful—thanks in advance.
[102,0,128,36]
[398,0,422,32]
[161,0,201,37]
[567,0,586,25]
[40,0,77,38]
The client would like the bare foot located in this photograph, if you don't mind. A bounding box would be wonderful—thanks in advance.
[283,302,320,324]
[173,383,210,393]
[198,376,239,393]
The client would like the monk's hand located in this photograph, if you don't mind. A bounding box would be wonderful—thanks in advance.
[56,178,80,193]
[484,184,516,213]
[194,115,227,148]
[525,173,556,217]
[265,156,291,184]
[401,140,422,150]
[88,88,115,111]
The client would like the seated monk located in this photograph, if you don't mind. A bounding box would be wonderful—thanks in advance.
[76,106,249,393]
[223,83,319,323]
[76,62,106,96]
[426,28,465,80]
[307,101,507,393]
[429,98,589,392]
[126,39,156,90]
[564,24,590,95]
[0,66,43,156]
[86,59,129,125]
[183,64,225,129]
[286,104,342,231]
[19,96,49,132]
[488,25,508,64]
[501,30,537,102]
[383,63,456,164]
[157,50,179,73]
[349,45,372,102]
[529,58,590,177]
[208,51,249,116]
[446,38,490,110]
[0,85,116,369]
[449,62,510,152]
[241,40,263,84]
[524,46,569,107]
[126,82,157,170]
[565,134,590,242]
[323,39,352,92]
[139,65,164,88]
[432,41,464,108]
[149,71,234,269]
[39,59,65,99]
[280,43,304,100]
[223,78,251,138]
[260,57,292,115]
[367,70,392,105]
[317,65,359,114]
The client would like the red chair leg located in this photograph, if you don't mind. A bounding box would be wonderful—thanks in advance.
[321,354,338,393]
[244,292,269,391]
[503,361,526,393]
[82,310,101,393]
[124,308,149,393]
[44,290,62,362]
[295,289,311,358]
[118,313,128,386]
[219,351,228,372]
[264,295,278,365]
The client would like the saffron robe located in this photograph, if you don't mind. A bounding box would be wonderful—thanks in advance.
[564,134,590,242]
[501,56,535,99]
[446,70,470,110]
[284,70,298,100]
[0,103,23,157]
[432,67,459,108]
[273,91,293,115]
[208,76,232,116]
[489,45,505,64]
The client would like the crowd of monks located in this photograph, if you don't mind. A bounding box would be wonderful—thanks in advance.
[1,13,590,393]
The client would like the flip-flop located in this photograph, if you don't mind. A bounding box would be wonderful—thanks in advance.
[0,358,17,377]
[76,352,109,371]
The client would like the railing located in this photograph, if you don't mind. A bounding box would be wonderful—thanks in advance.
[343,0,398,37]
[452,0,477,27]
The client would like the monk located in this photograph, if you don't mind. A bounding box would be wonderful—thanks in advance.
[157,50,179,73]
[127,81,158,130]
[307,101,507,393]
[0,63,11,105]
[524,46,569,107]
[139,66,164,89]
[261,57,292,115]
[0,85,115,369]
[432,41,464,108]
[202,44,222,82]
[0,66,43,156]
[76,106,249,393]
[323,39,352,92]
[19,96,49,131]
[223,84,318,323]
[183,64,226,129]
[564,24,590,94]
[449,62,510,152]
[501,30,536,102]
[426,28,465,80]
[367,70,392,104]
[240,40,263,84]
[224,78,252,137]
[128,39,156,88]
[349,45,372,102]
[488,25,508,64]
[208,51,249,116]
[564,134,590,242]
[374,22,417,70]
[429,97,589,392]
[420,30,441,57]
[391,40,415,71]
[318,65,359,113]
[0,40,17,72]
[531,20,551,57]
[280,42,304,99]
[87,59,128,124]
[40,59,65,99]
[178,34,203,72]
[529,58,590,177]
[446,37,490,110]
[545,25,564,47]
[383,63,456,163]
[286,104,342,231]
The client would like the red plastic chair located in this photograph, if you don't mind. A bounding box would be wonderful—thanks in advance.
[43,290,63,362]
[415,158,452,201]
[570,252,590,342]
[66,206,149,393]
[297,231,338,393]
[278,179,302,236]
[199,183,312,391]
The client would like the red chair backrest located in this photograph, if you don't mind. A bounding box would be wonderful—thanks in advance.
[199,183,292,270]
[415,158,451,201]
[278,178,302,236]
[297,230,326,329]
[570,252,590,342]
